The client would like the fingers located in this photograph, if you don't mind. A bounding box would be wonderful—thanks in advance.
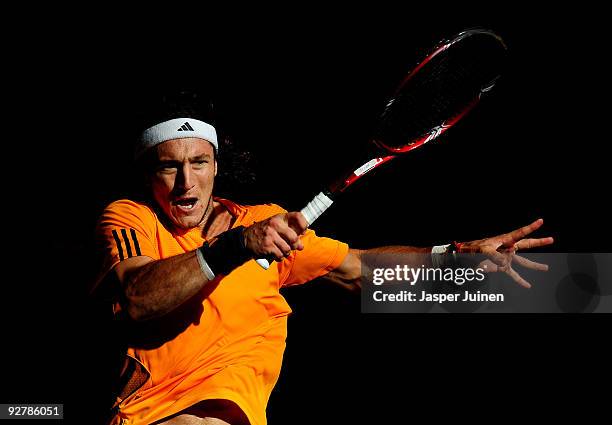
[504,266,532,289]
[286,212,309,235]
[482,247,512,270]
[268,213,307,260]
[512,254,549,271]
[244,213,307,261]
[500,218,545,246]
[515,237,554,250]
[271,213,305,251]
[481,261,531,288]
[262,236,297,262]
[276,223,304,251]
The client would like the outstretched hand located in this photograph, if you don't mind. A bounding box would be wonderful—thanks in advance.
[458,219,554,288]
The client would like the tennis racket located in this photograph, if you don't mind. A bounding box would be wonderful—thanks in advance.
[256,28,507,269]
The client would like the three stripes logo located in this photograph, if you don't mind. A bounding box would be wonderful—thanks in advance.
[177,122,194,132]
[112,229,142,260]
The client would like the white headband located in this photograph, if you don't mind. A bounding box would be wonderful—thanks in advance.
[137,117,218,157]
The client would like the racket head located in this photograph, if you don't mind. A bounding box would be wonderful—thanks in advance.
[373,28,507,153]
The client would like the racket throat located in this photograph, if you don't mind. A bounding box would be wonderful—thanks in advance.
[333,155,395,192]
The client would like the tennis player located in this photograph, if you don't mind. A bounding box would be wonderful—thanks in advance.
[92,93,552,425]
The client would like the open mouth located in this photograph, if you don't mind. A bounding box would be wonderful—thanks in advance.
[173,197,199,211]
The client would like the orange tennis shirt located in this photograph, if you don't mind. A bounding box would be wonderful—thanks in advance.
[94,197,349,425]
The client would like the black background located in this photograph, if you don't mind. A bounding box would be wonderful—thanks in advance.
[2,6,610,423]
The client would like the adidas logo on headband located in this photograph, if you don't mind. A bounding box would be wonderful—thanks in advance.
[177,122,195,132]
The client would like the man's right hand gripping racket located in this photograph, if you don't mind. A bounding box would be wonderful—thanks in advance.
[256,28,507,269]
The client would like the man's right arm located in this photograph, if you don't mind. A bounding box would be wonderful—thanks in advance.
[114,211,308,322]
[115,252,208,322]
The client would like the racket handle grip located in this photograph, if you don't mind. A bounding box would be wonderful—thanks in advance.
[300,191,334,225]
[254,192,334,270]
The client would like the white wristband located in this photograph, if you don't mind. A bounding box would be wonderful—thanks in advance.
[431,244,451,269]
[196,248,216,281]
[432,244,451,254]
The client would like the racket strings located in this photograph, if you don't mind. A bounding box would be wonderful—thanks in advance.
[377,34,505,148]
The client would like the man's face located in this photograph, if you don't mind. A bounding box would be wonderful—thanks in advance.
[149,138,217,230]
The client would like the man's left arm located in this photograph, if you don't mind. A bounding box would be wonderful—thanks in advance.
[322,219,554,290]
[322,246,431,291]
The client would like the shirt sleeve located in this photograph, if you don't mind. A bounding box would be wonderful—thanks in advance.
[91,199,159,295]
[279,229,349,287]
